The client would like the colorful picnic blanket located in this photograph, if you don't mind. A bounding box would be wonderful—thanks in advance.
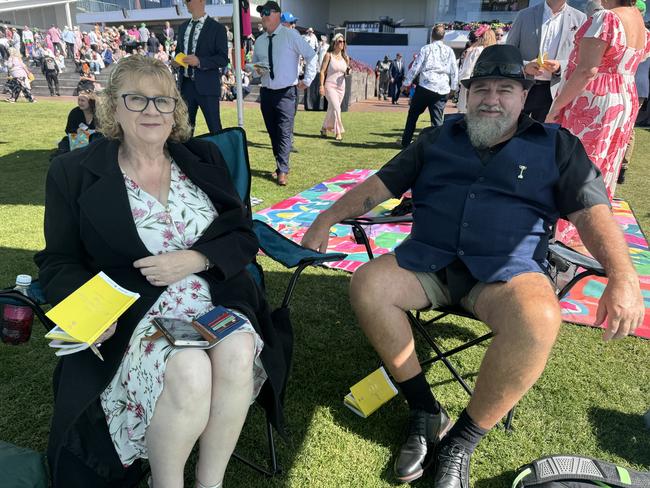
[254,170,650,339]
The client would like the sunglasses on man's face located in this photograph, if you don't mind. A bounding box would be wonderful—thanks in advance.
[261,8,277,17]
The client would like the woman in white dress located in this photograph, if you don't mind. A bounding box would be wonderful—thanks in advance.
[457,25,497,113]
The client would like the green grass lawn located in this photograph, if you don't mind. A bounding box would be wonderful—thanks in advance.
[0,101,648,487]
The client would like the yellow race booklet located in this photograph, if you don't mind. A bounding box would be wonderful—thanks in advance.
[344,366,398,418]
[44,272,140,356]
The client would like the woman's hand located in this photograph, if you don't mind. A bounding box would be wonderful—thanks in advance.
[134,250,206,287]
[319,85,325,96]
[545,107,560,124]
[95,322,117,345]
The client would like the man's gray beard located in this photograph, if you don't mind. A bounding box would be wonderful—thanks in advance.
[465,108,516,149]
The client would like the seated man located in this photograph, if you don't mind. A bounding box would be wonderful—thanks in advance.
[302,45,644,488]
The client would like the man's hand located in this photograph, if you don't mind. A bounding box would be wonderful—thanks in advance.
[301,218,332,253]
[183,54,200,67]
[524,61,544,77]
[134,250,205,287]
[595,275,644,341]
[298,81,307,90]
[542,59,561,74]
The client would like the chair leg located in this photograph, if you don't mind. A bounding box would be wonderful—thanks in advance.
[407,312,475,396]
[230,417,281,477]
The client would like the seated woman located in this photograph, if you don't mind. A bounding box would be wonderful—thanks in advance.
[36,55,291,488]
[51,90,99,159]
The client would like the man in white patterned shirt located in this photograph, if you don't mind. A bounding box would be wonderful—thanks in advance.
[400,24,458,148]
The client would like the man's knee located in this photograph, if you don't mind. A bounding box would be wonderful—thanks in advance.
[479,276,562,347]
[349,256,394,308]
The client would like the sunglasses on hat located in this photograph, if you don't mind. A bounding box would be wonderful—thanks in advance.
[472,62,524,78]
[261,8,277,16]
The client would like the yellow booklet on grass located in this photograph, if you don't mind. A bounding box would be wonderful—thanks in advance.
[44,272,140,356]
[344,366,398,418]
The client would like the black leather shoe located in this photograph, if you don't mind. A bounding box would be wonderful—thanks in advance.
[431,440,471,488]
[393,408,452,482]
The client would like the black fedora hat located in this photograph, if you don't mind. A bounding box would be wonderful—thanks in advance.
[461,44,534,90]
[256,1,281,13]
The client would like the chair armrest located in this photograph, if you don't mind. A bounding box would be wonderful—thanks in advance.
[341,215,413,226]
[548,241,606,276]
[253,220,346,269]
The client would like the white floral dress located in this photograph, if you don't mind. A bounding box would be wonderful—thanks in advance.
[100,161,267,468]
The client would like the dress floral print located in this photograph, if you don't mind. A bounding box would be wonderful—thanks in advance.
[555,10,650,244]
[100,160,266,467]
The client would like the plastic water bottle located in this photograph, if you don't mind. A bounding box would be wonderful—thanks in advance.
[1,275,34,345]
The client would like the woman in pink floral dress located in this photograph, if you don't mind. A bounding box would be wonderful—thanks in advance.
[546,1,650,245]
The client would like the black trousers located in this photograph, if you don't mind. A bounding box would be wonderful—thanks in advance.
[181,77,222,134]
[46,72,60,95]
[523,81,553,122]
[260,85,297,174]
[401,85,447,148]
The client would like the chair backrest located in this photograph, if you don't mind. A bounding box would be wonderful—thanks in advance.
[198,128,251,206]
[198,128,263,288]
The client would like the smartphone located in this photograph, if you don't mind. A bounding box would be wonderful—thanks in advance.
[152,317,210,347]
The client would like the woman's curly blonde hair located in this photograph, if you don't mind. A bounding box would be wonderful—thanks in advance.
[97,55,192,142]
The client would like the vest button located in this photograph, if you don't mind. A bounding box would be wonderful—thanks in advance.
[458,249,465,256]
[469,193,476,199]
[430,264,437,270]
[462,222,469,228]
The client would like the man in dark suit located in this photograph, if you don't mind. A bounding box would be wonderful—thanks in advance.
[175,0,228,133]
[389,53,405,105]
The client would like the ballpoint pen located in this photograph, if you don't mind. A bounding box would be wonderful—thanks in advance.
[90,343,104,361]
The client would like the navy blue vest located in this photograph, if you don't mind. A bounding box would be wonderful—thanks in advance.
[395,115,561,283]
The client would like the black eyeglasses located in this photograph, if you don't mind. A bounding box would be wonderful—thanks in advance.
[121,93,177,114]
[472,62,523,78]
[261,8,277,16]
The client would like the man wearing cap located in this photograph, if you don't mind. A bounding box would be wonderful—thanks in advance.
[302,44,643,487]
[507,0,586,122]
[281,11,298,28]
[174,0,228,134]
[252,1,318,186]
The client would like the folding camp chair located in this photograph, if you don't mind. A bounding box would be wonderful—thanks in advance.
[0,127,346,481]
[342,213,606,430]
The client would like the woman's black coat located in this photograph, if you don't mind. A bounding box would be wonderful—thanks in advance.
[34,137,293,487]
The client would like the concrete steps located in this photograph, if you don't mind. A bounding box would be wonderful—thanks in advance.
[1,62,114,98]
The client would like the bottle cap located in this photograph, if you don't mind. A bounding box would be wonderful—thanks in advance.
[16,274,32,287]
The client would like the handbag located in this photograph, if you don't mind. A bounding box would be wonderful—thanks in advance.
[27,72,35,82]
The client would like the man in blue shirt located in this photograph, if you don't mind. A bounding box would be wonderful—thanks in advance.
[252,1,317,186]
[302,45,644,488]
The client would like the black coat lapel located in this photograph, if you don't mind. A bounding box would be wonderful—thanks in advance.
[77,139,151,260]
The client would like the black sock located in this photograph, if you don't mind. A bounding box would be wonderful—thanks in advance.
[397,372,440,414]
[442,409,489,453]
